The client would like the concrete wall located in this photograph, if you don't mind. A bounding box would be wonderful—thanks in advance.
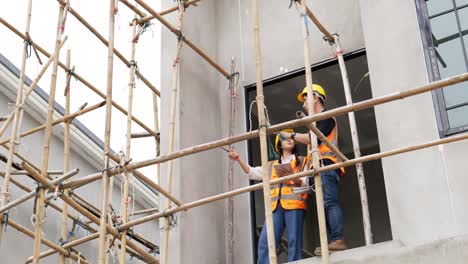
[160,0,365,263]
[159,1,224,263]
[358,0,468,246]
[0,61,158,262]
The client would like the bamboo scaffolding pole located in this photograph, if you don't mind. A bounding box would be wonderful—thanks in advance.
[69,191,158,249]
[20,162,160,264]
[333,35,372,245]
[62,194,160,264]
[60,49,72,264]
[0,169,79,214]
[152,44,161,226]
[32,2,67,262]
[297,0,329,262]
[28,211,157,263]
[0,164,98,237]
[251,0,277,262]
[18,96,461,264]
[7,219,90,264]
[26,232,146,263]
[0,37,68,139]
[296,111,348,162]
[26,233,100,263]
[161,2,186,263]
[118,18,138,264]
[226,57,237,264]
[70,192,101,217]
[0,175,99,252]
[0,17,159,139]
[55,0,160,97]
[0,0,34,241]
[63,73,468,190]
[98,0,116,262]
[302,2,334,43]
[289,1,335,41]
[0,101,106,146]
[28,188,158,263]
[11,170,63,176]
[0,171,31,192]
[106,147,184,206]
[137,0,202,24]
[129,0,231,79]
[131,132,160,139]
[132,207,158,216]
[116,124,468,234]
[13,151,41,172]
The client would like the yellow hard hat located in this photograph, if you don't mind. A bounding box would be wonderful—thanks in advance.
[275,129,295,153]
[297,84,327,102]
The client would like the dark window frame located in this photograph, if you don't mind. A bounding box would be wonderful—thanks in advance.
[416,0,468,137]
[244,49,366,261]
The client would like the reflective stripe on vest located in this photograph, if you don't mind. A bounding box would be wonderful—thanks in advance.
[271,194,306,202]
[314,117,345,176]
[269,156,307,210]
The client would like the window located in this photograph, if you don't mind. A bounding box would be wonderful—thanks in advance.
[417,0,468,136]
[244,51,392,261]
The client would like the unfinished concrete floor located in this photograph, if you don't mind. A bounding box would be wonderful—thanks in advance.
[291,234,468,264]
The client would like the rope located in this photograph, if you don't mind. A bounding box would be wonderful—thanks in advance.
[24,39,33,59]
[248,100,271,132]
[160,210,180,230]
[129,60,140,82]
[31,183,40,227]
[108,223,123,255]
[2,212,9,232]
[228,72,240,98]
[292,1,312,36]
[99,164,122,175]
[52,184,63,200]
[133,21,154,43]
[288,0,298,9]
[301,12,311,35]
[58,238,72,258]
[77,252,82,263]
[64,66,76,96]
[24,33,43,64]
[113,0,119,15]
[178,33,185,43]
[353,72,370,93]
[140,22,154,36]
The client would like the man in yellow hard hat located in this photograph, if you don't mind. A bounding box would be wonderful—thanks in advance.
[282,84,348,255]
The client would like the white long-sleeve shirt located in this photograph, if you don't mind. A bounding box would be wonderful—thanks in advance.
[246,154,308,186]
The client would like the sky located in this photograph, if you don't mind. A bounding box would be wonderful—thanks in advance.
[0,1,162,181]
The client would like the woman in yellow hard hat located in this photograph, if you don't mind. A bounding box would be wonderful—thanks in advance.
[228,129,308,263]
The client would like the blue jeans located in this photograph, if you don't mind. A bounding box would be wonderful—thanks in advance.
[257,205,304,264]
[321,170,344,242]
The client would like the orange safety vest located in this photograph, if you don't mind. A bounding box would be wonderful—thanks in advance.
[268,156,307,211]
[309,117,345,176]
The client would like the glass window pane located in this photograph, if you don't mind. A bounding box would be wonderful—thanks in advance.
[427,0,454,16]
[430,12,459,41]
[456,0,468,7]
[442,82,468,108]
[459,6,468,55]
[460,6,468,30]
[447,104,468,128]
[435,37,466,77]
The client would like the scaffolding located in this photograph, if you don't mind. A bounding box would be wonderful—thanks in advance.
[0,0,467,264]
